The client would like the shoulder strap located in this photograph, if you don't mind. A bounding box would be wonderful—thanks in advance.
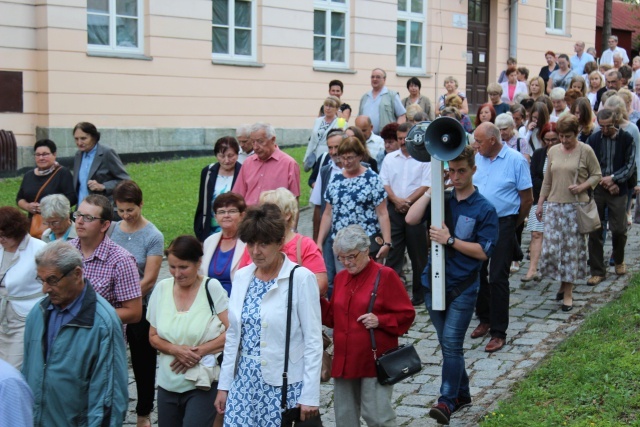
[34,167,62,202]
[204,277,216,315]
[367,269,383,359]
[281,265,300,410]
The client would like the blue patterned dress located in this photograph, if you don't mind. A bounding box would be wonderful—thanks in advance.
[224,277,303,427]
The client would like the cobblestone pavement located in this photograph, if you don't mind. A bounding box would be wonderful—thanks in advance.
[125,207,639,426]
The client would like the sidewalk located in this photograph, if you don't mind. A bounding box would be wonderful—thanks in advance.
[125,207,639,426]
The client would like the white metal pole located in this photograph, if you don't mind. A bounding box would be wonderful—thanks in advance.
[430,159,446,310]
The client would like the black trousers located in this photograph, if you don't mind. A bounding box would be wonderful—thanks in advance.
[126,305,158,416]
[475,215,516,340]
[588,186,628,276]
[386,203,428,300]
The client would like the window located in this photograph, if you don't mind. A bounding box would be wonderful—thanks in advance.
[212,0,256,61]
[87,0,143,52]
[397,0,426,72]
[314,0,348,68]
[546,0,565,33]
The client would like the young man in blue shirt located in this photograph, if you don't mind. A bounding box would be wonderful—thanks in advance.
[407,145,499,425]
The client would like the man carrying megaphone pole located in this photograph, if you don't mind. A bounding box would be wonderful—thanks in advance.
[406,145,499,425]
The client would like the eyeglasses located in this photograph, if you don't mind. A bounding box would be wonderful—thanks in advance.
[340,155,360,162]
[543,137,559,143]
[42,219,62,227]
[251,138,269,146]
[337,252,362,264]
[599,124,617,130]
[36,268,73,286]
[72,212,104,223]
[215,209,240,216]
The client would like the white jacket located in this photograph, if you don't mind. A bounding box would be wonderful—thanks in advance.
[218,255,322,406]
[200,232,246,280]
[0,235,46,316]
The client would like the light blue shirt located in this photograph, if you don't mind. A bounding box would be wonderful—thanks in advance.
[46,284,87,360]
[570,52,595,75]
[0,358,33,427]
[474,144,532,218]
[77,144,98,203]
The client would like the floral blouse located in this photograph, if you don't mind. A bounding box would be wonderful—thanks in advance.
[324,168,387,238]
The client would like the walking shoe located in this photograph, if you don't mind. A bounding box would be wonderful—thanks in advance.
[485,337,506,353]
[586,275,605,286]
[429,402,451,425]
[615,262,626,275]
[452,396,472,413]
[470,322,490,339]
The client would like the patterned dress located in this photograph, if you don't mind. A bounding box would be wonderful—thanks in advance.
[224,277,303,427]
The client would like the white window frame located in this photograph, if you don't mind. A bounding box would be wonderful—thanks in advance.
[313,0,349,70]
[396,0,427,73]
[87,0,144,54]
[546,0,566,34]
[212,0,257,63]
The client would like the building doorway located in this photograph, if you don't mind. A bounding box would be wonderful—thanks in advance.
[466,0,490,112]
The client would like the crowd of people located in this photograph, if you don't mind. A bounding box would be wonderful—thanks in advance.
[0,40,638,425]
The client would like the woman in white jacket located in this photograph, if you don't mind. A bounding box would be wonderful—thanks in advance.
[0,207,46,369]
[303,96,346,171]
[500,66,528,105]
[214,204,323,426]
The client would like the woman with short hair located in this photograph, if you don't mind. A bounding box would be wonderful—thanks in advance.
[402,77,434,120]
[321,224,414,426]
[536,115,601,311]
[304,96,347,171]
[40,194,76,242]
[215,204,322,426]
[194,136,242,241]
[500,66,528,104]
[0,207,47,368]
[438,76,469,114]
[538,51,559,93]
[547,54,578,92]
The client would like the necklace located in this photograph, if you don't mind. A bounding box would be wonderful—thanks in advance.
[211,245,235,276]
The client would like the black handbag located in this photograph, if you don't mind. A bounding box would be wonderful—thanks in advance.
[368,269,422,386]
[281,266,323,427]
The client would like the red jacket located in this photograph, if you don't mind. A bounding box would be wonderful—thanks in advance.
[321,259,415,379]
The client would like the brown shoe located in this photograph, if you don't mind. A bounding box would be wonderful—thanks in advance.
[586,275,605,286]
[470,322,490,339]
[615,262,626,276]
[485,337,506,353]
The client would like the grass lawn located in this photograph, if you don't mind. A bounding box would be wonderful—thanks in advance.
[481,275,640,427]
[0,146,311,246]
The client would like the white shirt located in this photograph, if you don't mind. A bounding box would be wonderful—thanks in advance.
[550,106,570,123]
[379,149,431,199]
[309,160,342,206]
[366,133,385,160]
[600,46,629,66]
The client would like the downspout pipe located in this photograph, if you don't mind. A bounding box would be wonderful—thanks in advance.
[509,0,518,59]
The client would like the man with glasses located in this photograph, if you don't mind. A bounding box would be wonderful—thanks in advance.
[70,194,141,328]
[22,240,128,426]
[586,109,636,285]
[595,70,622,111]
[600,35,629,66]
[232,122,301,209]
[358,68,406,134]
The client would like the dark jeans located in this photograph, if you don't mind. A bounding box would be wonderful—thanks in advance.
[425,283,478,411]
[157,384,218,427]
[588,186,628,276]
[475,215,516,340]
[386,204,428,301]
[323,235,336,298]
[126,305,157,416]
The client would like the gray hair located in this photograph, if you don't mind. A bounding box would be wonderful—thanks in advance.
[604,95,629,121]
[495,113,514,129]
[613,52,623,60]
[236,124,252,138]
[609,35,618,43]
[40,194,71,219]
[35,240,83,274]
[333,225,370,254]
[513,92,529,105]
[549,87,566,100]
[250,122,276,139]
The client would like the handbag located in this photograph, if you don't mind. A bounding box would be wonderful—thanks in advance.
[29,167,62,239]
[573,145,601,234]
[368,269,422,386]
[281,266,323,427]
[368,232,384,257]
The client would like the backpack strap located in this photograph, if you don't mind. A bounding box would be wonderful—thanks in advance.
[204,277,216,315]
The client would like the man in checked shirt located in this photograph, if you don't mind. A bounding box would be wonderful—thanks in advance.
[70,194,142,326]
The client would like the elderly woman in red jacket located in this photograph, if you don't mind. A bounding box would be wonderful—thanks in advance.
[321,224,415,427]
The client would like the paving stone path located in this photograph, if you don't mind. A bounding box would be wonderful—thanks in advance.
[124,207,639,426]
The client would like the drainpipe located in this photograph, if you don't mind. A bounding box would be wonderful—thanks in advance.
[509,0,518,59]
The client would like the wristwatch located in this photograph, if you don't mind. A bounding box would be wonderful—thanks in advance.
[446,236,455,247]
[383,242,392,248]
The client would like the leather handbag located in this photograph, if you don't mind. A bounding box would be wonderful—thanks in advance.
[281,266,323,427]
[368,269,422,386]
[29,167,62,239]
[573,145,601,234]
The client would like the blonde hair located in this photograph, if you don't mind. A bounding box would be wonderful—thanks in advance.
[406,104,423,121]
[258,187,298,229]
[588,71,604,91]
[445,94,463,109]
[617,88,633,110]
[324,96,341,109]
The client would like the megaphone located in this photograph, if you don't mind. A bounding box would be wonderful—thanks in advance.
[405,116,468,162]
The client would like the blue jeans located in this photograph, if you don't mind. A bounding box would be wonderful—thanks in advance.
[424,283,479,411]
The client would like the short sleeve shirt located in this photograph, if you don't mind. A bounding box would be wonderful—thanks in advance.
[325,169,387,238]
